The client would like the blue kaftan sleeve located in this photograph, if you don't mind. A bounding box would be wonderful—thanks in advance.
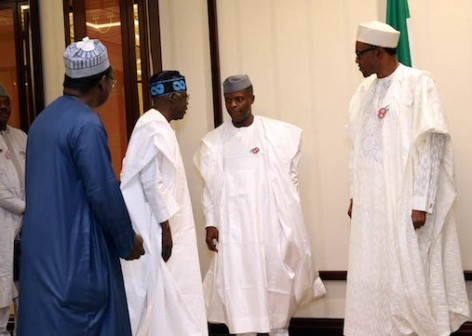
[72,118,135,259]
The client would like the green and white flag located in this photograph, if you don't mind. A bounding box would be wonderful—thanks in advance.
[387,0,412,66]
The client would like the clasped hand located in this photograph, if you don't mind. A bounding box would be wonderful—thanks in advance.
[126,234,145,260]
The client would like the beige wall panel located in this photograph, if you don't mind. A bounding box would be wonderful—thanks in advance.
[216,0,379,271]
[408,0,472,269]
[158,0,215,275]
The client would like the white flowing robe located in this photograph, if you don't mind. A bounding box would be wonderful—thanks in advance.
[0,126,26,308]
[194,116,325,334]
[345,64,469,336]
[120,109,207,336]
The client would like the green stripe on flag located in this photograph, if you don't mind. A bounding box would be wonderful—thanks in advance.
[387,0,412,66]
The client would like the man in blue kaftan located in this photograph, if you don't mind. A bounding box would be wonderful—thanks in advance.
[18,37,144,336]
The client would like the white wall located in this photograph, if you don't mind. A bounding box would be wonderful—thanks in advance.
[39,0,65,105]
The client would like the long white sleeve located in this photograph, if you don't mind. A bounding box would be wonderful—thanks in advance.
[412,133,445,213]
[139,154,179,224]
[289,138,302,190]
[0,181,25,215]
[200,180,217,228]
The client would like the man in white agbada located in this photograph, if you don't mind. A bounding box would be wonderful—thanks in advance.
[120,71,207,336]
[0,84,26,336]
[345,21,470,336]
[194,75,325,336]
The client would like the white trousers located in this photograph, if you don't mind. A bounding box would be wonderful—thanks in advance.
[0,306,10,336]
[0,298,18,336]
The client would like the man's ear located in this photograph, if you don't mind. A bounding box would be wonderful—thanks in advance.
[97,75,107,90]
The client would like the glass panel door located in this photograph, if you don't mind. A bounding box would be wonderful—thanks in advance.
[84,0,127,176]
[65,0,159,176]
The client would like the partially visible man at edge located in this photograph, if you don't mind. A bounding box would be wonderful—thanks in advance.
[120,70,208,335]
[0,83,26,336]
[344,21,469,336]
[18,37,144,336]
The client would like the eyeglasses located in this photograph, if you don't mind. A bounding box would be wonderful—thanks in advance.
[355,46,377,58]
[170,92,189,102]
[105,75,117,88]
[109,77,117,88]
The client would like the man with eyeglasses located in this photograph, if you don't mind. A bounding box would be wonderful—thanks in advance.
[344,21,469,336]
[194,74,326,336]
[120,70,207,335]
[18,37,144,336]
[0,83,26,336]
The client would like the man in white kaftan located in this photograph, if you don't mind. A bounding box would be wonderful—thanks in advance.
[0,84,26,336]
[120,71,207,336]
[194,75,325,336]
[344,21,469,336]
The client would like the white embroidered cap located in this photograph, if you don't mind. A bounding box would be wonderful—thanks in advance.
[357,21,400,48]
[63,37,110,78]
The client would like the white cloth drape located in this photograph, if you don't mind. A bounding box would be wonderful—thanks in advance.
[120,109,207,336]
[194,116,325,334]
[345,65,469,336]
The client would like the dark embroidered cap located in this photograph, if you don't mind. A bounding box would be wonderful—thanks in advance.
[149,76,187,97]
[223,74,252,94]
